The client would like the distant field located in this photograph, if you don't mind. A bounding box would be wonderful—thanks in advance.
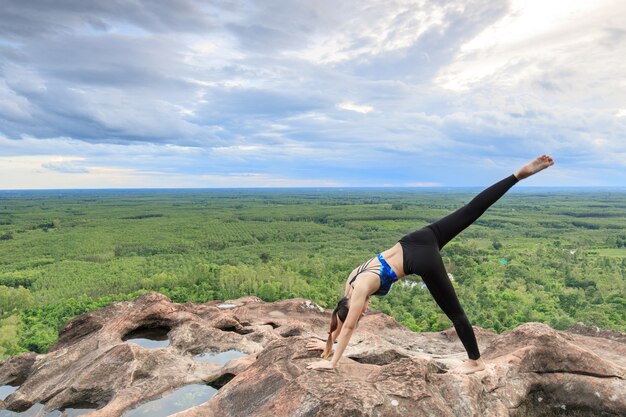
[0,187,624,359]
[586,248,626,257]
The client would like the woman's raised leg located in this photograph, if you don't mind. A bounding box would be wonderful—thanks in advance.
[428,155,554,249]
[428,174,518,249]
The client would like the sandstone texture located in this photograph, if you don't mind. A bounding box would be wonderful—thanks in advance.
[0,292,624,416]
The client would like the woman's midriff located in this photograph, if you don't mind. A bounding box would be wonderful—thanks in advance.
[381,242,406,278]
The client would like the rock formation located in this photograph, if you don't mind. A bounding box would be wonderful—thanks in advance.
[0,292,624,416]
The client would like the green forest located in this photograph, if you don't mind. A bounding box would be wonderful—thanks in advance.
[0,187,625,360]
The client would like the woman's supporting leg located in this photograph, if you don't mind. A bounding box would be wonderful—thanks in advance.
[420,247,481,359]
[428,174,519,249]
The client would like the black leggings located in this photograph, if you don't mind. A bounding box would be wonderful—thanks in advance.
[399,174,519,359]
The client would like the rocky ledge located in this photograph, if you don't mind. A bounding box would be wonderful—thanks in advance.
[0,292,624,417]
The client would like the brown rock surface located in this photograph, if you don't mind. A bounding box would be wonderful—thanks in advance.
[0,292,624,416]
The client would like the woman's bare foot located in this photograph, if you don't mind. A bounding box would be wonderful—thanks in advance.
[514,155,555,180]
[450,358,486,374]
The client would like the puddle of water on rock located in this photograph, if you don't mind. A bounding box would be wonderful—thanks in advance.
[57,408,96,417]
[124,338,170,349]
[0,385,18,401]
[193,349,247,365]
[0,403,44,417]
[216,303,238,309]
[121,384,217,417]
[123,326,170,349]
[0,403,96,417]
[44,409,96,417]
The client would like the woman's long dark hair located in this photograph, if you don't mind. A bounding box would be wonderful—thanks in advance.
[322,296,349,358]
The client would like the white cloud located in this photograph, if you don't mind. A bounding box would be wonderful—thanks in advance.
[336,102,374,114]
[436,0,625,92]
[288,3,447,65]
[42,157,90,173]
[213,145,262,154]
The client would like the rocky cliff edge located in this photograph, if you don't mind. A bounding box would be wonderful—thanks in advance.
[0,292,624,417]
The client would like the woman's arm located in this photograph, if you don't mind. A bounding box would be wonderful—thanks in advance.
[330,286,367,367]
[306,286,368,370]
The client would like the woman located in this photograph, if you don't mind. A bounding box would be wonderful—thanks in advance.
[306,155,555,374]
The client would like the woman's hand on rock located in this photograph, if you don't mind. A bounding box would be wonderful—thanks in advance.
[305,338,325,351]
[306,359,335,371]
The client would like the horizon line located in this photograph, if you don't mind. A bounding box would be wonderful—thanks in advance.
[1,185,626,192]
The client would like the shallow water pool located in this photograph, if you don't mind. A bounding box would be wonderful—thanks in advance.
[193,349,247,365]
[121,384,217,417]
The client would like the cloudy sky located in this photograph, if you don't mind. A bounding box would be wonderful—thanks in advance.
[1,0,625,189]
